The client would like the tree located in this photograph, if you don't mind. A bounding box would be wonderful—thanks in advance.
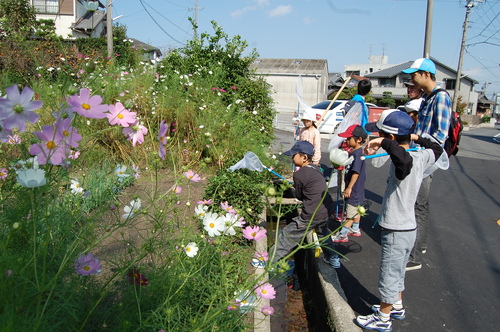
[0,0,37,41]
[378,91,396,108]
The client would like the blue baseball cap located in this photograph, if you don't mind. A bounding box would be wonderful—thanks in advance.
[284,140,315,156]
[402,58,436,75]
[365,109,415,135]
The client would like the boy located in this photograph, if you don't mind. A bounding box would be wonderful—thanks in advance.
[332,125,367,242]
[271,141,340,269]
[356,110,443,331]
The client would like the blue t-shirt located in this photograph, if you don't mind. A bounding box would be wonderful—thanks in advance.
[344,148,366,206]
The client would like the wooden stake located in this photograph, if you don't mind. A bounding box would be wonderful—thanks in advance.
[318,76,352,123]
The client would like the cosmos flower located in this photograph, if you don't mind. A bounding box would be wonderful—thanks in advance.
[184,242,198,257]
[329,148,354,168]
[131,164,140,179]
[70,178,84,195]
[122,198,142,219]
[0,85,42,132]
[16,168,46,188]
[29,125,68,165]
[197,199,213,205]
[242,226,266,242]
[202,212,225,237]
[220,201,236,214]
[255,283,276,300]
[173,185,182,194]
[67,88,108,119]
[123,121,148,146]
[183,169,201,182]
[74,253,102,276]
[128,269,148,286]
[233,290,256,313]
[222,213,244,236]
[55,117,82,149]
[254,251,269,262]
[107,102,137,127]
[194,204,208,219]
[158,120,168,160]
[115,164,130,178]
[261,305,275,316]
[0,168,7,180]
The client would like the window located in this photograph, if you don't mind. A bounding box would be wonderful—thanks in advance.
[33,0,59,14]
[445,79,456,90]
[346,70,360,77]
[379,77,396,87]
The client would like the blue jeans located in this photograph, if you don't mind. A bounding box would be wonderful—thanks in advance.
[378,229,416,304]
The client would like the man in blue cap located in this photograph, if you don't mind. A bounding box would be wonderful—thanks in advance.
[402,58,451,271]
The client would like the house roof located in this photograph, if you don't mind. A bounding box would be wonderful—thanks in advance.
[365,58,479,85]
[365,61,413,78]
[73,10,106,31]
[249,58,327,74]
[477,92,497,105]
[129,38,162,56]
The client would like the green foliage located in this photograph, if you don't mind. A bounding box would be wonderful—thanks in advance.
[34,19,59,40]
[203,168,273,224]
[331,86,377,104]
[0,0,37,41]
[482,115,491,123]
[378,91,396,107]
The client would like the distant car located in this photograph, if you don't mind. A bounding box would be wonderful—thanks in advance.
[310,100,388,134]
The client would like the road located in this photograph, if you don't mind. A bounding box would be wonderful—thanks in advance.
[271,124,500,332]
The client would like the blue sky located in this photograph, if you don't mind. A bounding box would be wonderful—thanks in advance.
[113,0,500,97]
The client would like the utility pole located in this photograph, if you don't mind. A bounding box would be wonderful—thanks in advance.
[106,0,113,58]
[189,0,204,40]
[423,0,434,58]
[452,0,474,113]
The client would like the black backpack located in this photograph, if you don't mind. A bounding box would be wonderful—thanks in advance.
[422,88,464,157]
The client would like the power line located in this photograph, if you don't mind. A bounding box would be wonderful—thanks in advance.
[138,0,185,46]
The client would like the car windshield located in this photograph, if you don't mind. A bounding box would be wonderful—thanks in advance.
[311,101,343,110]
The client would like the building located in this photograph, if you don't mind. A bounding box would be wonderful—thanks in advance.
[344,55,395,77]
[347,56,479,114]
[32,0,106,38]
[249,58,329,113]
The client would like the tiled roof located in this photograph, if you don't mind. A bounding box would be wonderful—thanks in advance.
[365,61,413,78]
[249,58,327,74]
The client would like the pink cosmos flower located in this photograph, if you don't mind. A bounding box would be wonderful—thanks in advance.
[174,186,182,194]
[261,305,274,316]
[254,251,269,262]
[107,102,137,127]
[0,168,8,180]
[220,201,236,214]
[197,199,213,205]
[7,134,21,144]
[0,85,42,132]
[29,125,68,165]
[55,118,82,148]
[122,121,148,146]
[227,302,239,311]
[74,252,102,276]
[68,150,81,160]
[131,164,140,179]
[184,170,201,182]
[67,88,108,119]
[255,283,276,300]
[242,226,266,242]
[158,120,168,160]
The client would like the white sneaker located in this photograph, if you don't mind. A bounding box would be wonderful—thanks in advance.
[356,312,392,332]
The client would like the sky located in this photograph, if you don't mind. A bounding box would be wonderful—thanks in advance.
[112,0,500,97]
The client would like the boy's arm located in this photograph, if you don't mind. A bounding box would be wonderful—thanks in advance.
[380,139,413,180]
[411,134,444,161]
[344,172,359,198]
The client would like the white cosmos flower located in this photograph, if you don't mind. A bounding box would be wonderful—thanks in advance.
[115,164,130,178]
[184,242,199,257]
[222,213,244,236]
[17,169,46,188]
[70,178,84,195]
[194,204,208,219]
[122,198,142,219]
[202,212,225,237]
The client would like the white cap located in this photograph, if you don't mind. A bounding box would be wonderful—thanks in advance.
[403,98,423,113]
[300,108,317,122]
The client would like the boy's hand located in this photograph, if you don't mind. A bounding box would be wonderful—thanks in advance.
[410,134,419,141]
[344,187,352,199]
[364,137,384,155]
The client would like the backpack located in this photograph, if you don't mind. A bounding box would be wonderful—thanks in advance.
[422,88,464,157]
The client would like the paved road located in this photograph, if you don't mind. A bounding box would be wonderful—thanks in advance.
[271,124,500,332]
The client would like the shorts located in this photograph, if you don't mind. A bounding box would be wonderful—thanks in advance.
[378,229,416,304]
[346,203,359,220]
